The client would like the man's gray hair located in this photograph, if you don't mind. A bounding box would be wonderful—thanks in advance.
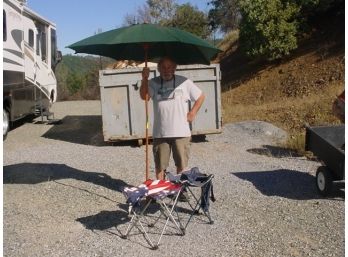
[157,56,177,68]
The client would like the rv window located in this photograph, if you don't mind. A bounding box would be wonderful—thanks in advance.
[3,10,6,41]
[29,29,34,47]
[36,34,40,55]
[40,31,47,62]
[51,29,57,68]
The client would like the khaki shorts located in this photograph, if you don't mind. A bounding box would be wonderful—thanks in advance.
[153,137,191,171]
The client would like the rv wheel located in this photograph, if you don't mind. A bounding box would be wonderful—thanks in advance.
[3,108,10,140]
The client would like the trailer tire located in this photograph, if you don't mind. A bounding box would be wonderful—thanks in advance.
[3,108,10,140]
[316,166,332,196]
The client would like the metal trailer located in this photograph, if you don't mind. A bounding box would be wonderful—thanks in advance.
[99,64,222,145]
[305,125,345,196]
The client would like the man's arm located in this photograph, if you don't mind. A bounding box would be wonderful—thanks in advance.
[187,93,205,122]
[140,67,150,101]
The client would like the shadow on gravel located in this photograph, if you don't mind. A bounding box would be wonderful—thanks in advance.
[3,163,131,192]
[247,145,302,158]
[76,210,129,231]
[42,115,148,147]
[76,202,164,232]
[42,115,106,146]
[232,169,344,200]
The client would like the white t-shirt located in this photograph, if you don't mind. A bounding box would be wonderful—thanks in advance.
[148,75,202,138]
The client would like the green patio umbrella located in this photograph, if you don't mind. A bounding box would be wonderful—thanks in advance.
[67,23,221,65]
[67,23,222,180]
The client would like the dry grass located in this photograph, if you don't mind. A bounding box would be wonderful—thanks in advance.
[223,82,343,128]
[220,42,344,155]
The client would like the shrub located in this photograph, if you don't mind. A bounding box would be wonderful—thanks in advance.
[238,0,299,60]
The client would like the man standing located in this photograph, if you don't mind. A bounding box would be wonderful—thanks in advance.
[140,57,205,180]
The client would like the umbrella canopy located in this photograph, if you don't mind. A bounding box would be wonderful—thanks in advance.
[67,23,221,65]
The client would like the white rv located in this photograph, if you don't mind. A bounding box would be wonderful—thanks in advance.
[3,0,62,139]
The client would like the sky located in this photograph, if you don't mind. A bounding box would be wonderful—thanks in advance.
[26,0,211,55]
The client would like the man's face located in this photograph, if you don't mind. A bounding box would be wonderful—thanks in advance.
[158,59,176,81]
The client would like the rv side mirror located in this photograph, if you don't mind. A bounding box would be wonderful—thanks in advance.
[56,50,62,63]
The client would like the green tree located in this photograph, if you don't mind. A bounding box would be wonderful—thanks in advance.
[66,72,85,95]
[82,68,100,100]
[167,3,210,39]
[295,0,344,32]
[147,0,177,24]
[55,62,69,100]
[208,0,240,32]
[238,0,299,60]
[123,1,211,38]
[123,0,177,25]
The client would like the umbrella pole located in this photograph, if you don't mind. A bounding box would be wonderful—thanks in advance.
[144,45,149,181]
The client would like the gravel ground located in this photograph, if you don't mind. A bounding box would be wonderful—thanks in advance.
[3,100,344,257]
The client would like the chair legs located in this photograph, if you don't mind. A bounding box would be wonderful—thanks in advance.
[121,190,185,249]
[121,174,215,249]
[121,198,156,248]
[182,185,214,229]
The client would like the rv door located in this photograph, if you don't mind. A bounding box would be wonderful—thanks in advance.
[24,26,37,83]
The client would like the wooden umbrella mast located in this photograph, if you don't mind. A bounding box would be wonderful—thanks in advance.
[143,44,150,181]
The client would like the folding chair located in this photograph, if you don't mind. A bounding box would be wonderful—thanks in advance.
[167,167,216,229]
[121,179,185,250]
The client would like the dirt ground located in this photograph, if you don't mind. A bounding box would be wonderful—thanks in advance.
[217,13,345,135]
[3,101,344,257]
[222,50,344,133]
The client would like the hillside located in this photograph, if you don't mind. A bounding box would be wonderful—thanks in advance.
[217,8,344,150]
[57,55,114,75]
[55,55,114,100]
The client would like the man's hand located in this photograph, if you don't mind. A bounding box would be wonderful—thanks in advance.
[140,67,150,100]
[142,67,150,80]
[187,110,197,122]
[187,93,205,122]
